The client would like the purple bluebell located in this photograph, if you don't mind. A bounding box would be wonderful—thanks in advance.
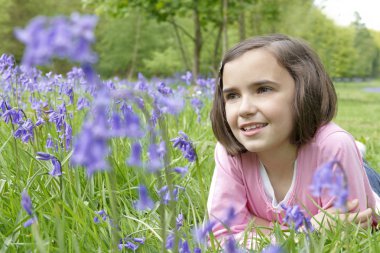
[36,152,62,176]
[194,248,202,253]
[50,158,62,176]
[0,54,15,72]
[127,142,142,167]
[281,204,313,232]
[171,131,197,162]
[94,210,107,223]
[155,92,185,115]
[158,185,182,205]
[64,123,72,150]
[134,185,154,211]
[24,217,37,227]
[310,160,348,210]
[191,97,203,122]
[135,73,148,91]
[173,166,188,177]
[261,245,284,253]
[181,71,192,85]
[223,237,243,253]
[133,237,145,244]
[223,207,236,227]
[123,107,144,138]
[70,122,110,177]
[165,233,175,249]
[147,143,163,172]
[14,119,34,143]
[157,82,173,95]
[77,97,90,110]
[15,13,98,68]
[193,220,216,245]
[21,190,33,216]
[35,117,44,126]
[176,213,184,229]
[180,240,191,253]
[118,241,139,251]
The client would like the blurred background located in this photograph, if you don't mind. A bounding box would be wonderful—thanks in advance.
[0,0,379,80]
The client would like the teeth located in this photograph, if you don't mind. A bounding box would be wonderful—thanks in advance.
[243,124,266,131]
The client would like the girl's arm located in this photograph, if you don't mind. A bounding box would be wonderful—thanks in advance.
[207,143,272,242]
[316,130,377,228]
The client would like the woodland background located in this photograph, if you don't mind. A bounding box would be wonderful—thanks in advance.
[0,0,379,80]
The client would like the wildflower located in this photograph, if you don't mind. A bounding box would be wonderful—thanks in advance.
[193,220,216,245]
[157,82,173,95]
[118,241,138,251]
[77,97,90,110]
[93,210,107,223]
[21,190,37,227]
[180,240,191,253]
[36,152,62,176]
[127,142,142,167]
[194,248,202,253]
[176,213,184,229]
[133,237,145,244]
[181,71,192,85]
[281,204,313,232]
[171,131,197,162]
[147,143,163,172]
[173,166,188,177]
[14,13,98,68]
[191,97,203,122]
[261,245,284,253]
[134,185,154,211]
[158,185,182,205]
[310,160,348,210]
[224,237,243,253]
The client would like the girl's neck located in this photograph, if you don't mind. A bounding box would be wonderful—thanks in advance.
[257,143,298,177]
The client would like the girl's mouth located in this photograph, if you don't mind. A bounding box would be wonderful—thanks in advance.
[241,123,268,131]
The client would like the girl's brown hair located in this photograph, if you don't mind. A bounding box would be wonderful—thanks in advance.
[210,34,337,155]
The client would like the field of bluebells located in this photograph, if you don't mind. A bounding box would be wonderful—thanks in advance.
[1,13,380,252]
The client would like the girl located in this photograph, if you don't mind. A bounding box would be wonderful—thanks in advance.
[208,34,380,244]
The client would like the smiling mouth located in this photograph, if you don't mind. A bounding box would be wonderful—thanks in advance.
[241,123,268,131]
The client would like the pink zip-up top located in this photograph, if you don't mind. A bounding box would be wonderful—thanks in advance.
[207,122,380,240]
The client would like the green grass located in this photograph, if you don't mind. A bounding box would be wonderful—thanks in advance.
[0,79,380,252]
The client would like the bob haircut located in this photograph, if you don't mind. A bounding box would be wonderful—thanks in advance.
[210,34,337,155]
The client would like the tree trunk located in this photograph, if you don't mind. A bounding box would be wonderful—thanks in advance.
[170,20,191,71]
[127,13,141,79]
[238,0,246,41]
[193,0,202,81]
[222,0,228,54]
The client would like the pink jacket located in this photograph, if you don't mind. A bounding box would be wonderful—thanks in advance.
[207,122,380,240]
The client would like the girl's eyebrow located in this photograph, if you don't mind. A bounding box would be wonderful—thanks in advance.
[222,80,279,93]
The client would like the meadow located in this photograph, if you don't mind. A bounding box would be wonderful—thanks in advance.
[1,14,380,253]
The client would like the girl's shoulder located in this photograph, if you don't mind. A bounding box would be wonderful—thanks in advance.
[313,122,354,145]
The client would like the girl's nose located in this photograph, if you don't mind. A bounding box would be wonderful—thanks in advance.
[238,96,257,117]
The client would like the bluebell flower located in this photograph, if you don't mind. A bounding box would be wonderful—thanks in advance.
[181,71,192,85]
[127,142,142,167]
[158,185,182,205]
[77,97,90,110]
[191,97,203,122]
[281,204,313,232]
[180,240,191,253]
[134,185,154,211]
[21,190,33,216]
[133,237,145,244]
[310,160,348,210]
[194,248,202,253]
[176,213,184,229]
[173,166,188,177]
[46,134,54,149]
[147,143,163,172]
[223,237,243,253]
[171,131,197,162]
[261,245,284,253]
[21,190,37,227]
[15,13,98,68]
[193,220,216,245]
[36,152,62,176]
[157,82,173,95]
[93,210,107,223]
[118,241,138,251]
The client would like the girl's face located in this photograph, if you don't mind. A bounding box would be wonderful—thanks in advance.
[222,48,296,155]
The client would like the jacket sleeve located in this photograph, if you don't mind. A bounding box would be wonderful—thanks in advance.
[207,143,271,243]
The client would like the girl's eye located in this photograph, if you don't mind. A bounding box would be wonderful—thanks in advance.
[225,93,239,101]
[257,86,272,94]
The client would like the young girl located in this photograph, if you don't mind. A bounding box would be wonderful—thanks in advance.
[208,34,380,244]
